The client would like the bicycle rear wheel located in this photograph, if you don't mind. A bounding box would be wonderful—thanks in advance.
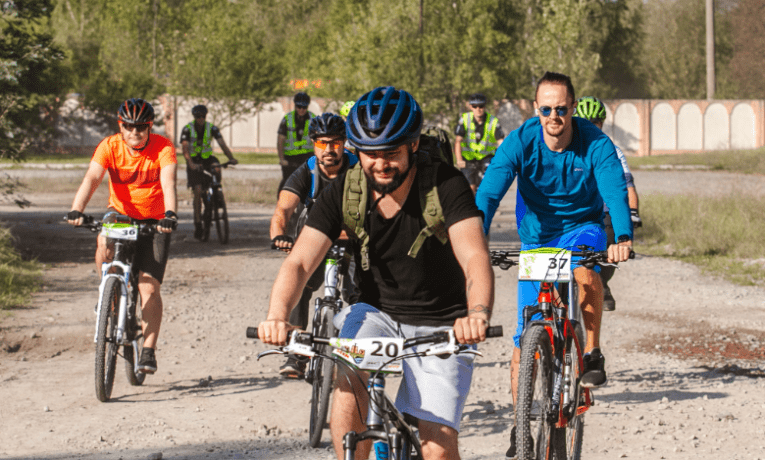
[124,289,146,386]
[95,277,120,402]
[308,306,336,447]
[213,190,229,244]
[516,324,555,460]
[553,322,585,460]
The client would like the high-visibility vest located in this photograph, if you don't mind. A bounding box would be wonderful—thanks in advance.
[284,111,315,156]
[187,122,213,159]
[460,113,499,161]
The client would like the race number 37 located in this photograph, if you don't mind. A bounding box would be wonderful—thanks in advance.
[519,248,573,282]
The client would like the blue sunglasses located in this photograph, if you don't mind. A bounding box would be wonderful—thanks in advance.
[538,106,574,117]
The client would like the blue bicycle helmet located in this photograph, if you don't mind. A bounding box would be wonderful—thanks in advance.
[346,86,423,151]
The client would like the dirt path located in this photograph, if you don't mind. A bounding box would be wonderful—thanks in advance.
[1,169,764,460]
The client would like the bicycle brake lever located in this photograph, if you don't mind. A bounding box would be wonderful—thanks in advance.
[256,349,288,360]
[459,348,483,357]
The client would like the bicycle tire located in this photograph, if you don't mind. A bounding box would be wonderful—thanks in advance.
[308,306,336,447]
[124,289,146,386]
[201,191,212,242]
[95,277,120,402]
[516,324,556,460]
[214,190,229,244]
[552,322,585,460]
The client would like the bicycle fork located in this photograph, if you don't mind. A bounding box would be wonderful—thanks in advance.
[94,261,131,346]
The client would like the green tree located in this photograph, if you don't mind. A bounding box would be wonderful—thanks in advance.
[169,0,286,128]
[727,0,765,98]
[1,0,67,160]
[640,0,734,99]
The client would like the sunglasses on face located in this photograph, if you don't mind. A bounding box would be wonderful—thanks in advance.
[121,123,151,132]
[314,139,344,150]
[538,106,572,117]
[471,104,485,109]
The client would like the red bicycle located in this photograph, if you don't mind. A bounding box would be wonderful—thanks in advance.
[491,246,632,460]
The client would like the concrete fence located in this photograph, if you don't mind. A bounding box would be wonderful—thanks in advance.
[57,95,765,157]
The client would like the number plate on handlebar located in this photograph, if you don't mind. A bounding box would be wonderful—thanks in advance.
[519,248,572,282]
[330,337,405,374]
[100,223,139,241]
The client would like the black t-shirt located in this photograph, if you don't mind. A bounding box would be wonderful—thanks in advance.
[179,123,223,143]
[454,115,505,142]
[305,161,482,326]
[282,154,353,208]
[277,111,312,140]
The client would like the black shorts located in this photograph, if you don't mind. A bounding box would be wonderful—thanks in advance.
[460,156,494,186]
[103,212,172,284]
[186,155,220,189]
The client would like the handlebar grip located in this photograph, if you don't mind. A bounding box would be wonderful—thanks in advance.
[246,327,259,339]
[629,249,635,259]
[486,326,503,338]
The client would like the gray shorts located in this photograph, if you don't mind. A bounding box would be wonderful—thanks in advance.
[334,303,475,432]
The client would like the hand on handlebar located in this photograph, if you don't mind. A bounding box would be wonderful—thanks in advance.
[227,158,239,166]
[258,319,298,346]
[607,241,633,263]
[452,316,489,345]
[271,235,294,253]
[66,210,87,226]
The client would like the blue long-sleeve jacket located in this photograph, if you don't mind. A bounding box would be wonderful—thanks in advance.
[476,117,633,244]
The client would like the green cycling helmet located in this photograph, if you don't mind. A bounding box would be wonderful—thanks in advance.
[339,100,355,118]
[576,96,607,122]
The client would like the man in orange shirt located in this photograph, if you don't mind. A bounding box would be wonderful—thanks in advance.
[67,98,178,374]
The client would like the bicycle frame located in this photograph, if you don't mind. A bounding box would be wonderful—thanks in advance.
[520,280,592,428]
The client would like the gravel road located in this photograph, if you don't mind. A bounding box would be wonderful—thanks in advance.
[0,168,764,460]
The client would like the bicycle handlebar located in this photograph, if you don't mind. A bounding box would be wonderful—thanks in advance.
[64,215,159,234]
[245,325,503,343]
[490,245,635,270]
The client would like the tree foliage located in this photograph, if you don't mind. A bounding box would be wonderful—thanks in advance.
[1,0,66,160]
[727,0,765,99]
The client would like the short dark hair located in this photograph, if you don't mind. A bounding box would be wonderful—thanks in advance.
[535,71,576,104]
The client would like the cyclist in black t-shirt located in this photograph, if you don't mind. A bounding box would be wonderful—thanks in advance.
[180,104,238,240]
[269,112,358,379]
[259,87,494,460]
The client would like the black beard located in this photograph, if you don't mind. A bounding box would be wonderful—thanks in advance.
[369,167,408,194]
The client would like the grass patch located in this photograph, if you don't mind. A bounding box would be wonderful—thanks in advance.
[0,226,42,310]
[636,193,765,286]
[223,178,280,205]
[627,147,765,175]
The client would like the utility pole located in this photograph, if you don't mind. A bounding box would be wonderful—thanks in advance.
[706,0,715,100]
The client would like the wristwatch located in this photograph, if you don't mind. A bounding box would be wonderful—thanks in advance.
[165,210,178,219]
[617,235,631,244]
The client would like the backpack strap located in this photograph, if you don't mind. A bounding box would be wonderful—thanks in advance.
[342,166,371,271]
[408,160,448,258]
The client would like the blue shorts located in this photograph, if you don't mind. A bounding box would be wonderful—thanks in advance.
[334,303,475,432]
[514,225,606,348]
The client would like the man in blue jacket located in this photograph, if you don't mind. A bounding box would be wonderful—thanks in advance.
[475,71,633,458]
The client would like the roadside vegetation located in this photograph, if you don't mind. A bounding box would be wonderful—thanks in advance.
[636,193,765,286]
[627,147,765,175]
[0,227,42,310]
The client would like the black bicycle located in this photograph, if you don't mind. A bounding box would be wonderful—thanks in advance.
[248,326,503,459]
[69,214,155,402]
[201,161,232,244]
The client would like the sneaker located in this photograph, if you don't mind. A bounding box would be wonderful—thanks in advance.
[279,355,306,380]
[137,347,157,374]
[580,348,607,388]
[194,223,203,240]
[505,425,534,459]
[602,284,616,311]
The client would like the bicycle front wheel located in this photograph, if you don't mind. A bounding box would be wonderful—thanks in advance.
[308,306,336,447]
[202,192,212,242]
[95,277,120,402]
[124,289,146,386]
[516,324,556,460]
[213,190,229,244]
[553,322,585,460]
